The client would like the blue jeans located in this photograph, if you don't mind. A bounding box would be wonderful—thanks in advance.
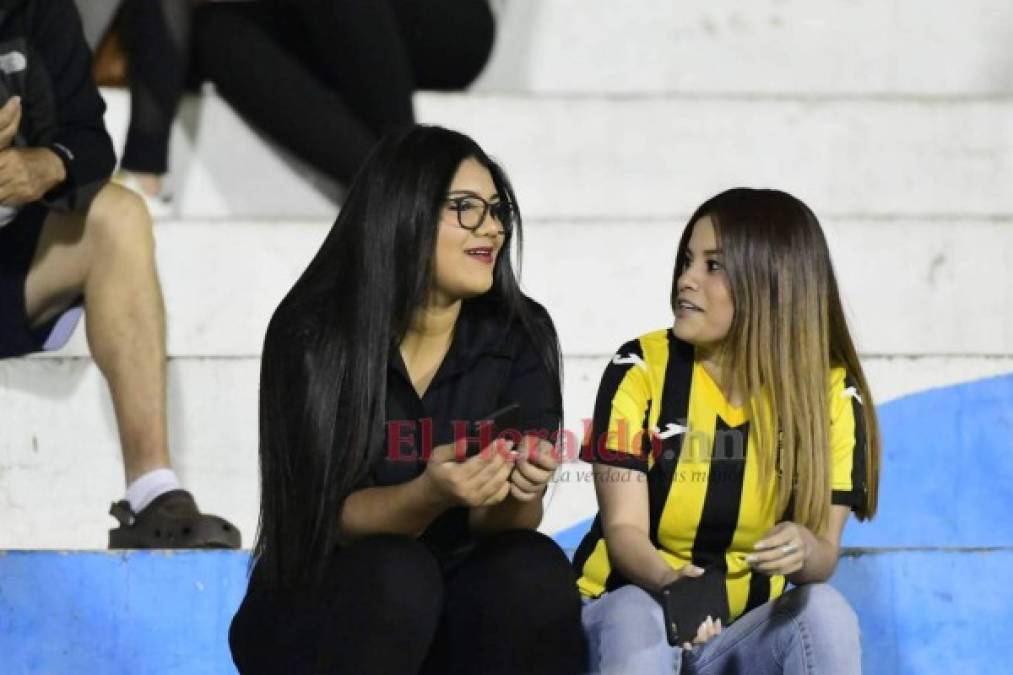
[581,582,861,674]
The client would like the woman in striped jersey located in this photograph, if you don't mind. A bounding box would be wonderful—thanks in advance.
[575,188,881,674]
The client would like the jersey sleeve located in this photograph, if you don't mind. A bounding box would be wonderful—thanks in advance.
[829,368,868,510]
[584,339,653,473]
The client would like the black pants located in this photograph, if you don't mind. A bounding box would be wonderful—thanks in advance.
[121,0,191,174]
[190,0,494,186]
[229,530,588,674]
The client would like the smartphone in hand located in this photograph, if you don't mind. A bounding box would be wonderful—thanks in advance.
[660,568,729,646]
[463,403,521,458]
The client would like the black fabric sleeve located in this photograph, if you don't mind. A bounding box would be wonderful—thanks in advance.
[34,0,116,210]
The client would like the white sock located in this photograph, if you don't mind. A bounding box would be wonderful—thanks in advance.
[125,468,182,513]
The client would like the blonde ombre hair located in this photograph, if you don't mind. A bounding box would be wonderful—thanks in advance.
[670,188,881,536]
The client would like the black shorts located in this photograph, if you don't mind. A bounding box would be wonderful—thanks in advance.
[0,204,84,359]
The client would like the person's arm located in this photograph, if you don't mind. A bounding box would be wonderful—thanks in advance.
[596,464,704,592]
[339,440,516,544]
[746,505,849,584]
[0,145,67,206]
[32,0,116,208]
[788,506,849,584]
[337,472,455,543]
[0,96,67,206]
[748,368,868,583]
[468,309,563,535]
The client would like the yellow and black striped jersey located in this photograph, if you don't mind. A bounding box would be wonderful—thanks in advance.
[573,328,867,622]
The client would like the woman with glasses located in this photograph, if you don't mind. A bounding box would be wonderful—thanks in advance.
[229,125,587,674]
[574,188,880,674]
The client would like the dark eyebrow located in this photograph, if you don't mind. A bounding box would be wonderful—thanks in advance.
[447,189,501,201]
[685,248,723,256]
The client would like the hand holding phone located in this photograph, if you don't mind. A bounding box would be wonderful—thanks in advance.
[660,567,729,647]
[463,403,521,458]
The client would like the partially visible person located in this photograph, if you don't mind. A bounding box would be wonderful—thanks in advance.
[0,0,239,548]
[575,188,881,674]
[77,0,497,212]
[229,125,587,674]
[195,0,497,187]
[116,0,191,215]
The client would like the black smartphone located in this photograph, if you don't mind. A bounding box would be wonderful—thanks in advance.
[463,403,521,458]
[660,568,730,646]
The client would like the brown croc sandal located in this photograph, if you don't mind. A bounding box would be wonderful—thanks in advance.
[108,489,241,549]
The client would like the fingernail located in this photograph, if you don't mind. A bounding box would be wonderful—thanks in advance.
[753,541,766,550]
[745,554,757,563]
[11,96,20,105]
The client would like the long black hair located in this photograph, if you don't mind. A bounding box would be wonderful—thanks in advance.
[255,125,562,587]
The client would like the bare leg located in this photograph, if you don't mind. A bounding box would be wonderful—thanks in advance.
[24,183,169,485]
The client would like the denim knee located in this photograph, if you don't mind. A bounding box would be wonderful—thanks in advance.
[582,585,677,675]
[781,583,860,650]
[583,584,667,647]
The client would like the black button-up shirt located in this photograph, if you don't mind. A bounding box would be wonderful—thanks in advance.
[362,298,561,564]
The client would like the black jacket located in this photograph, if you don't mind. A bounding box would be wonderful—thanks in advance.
[0,0,114,211]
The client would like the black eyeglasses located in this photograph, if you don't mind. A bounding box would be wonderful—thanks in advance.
[444,195,516,234]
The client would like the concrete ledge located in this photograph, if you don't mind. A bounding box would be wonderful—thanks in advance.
[473,0,1013,97]
[78,0,1013,97]
[2,363,1011,550]
[0,548,1007,675]
[22,219,1013,359]
[99,89,1013,220]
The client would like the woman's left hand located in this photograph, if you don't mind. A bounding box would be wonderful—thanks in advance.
[746,521,815,576]
[507,436,560,501]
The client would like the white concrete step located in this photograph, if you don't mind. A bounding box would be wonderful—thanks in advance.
[100,89,1013,221]
[39,218,1013,359]
[80,0,1013,97]
[475,0,1013,96]
[2,354,1009,549]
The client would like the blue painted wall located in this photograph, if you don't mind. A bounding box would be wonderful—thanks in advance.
[0,551,247,675]
[1,374,1010,674]
[2,549,1010,675]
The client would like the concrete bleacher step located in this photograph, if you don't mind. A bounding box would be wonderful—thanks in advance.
[78,0,1013,98]
[99,89,1013,221]
[2,354,1011,550]
[1,548,1008,675]
[31,219,1013,360]
[7,2,1005,672]
[473,0,1013,96]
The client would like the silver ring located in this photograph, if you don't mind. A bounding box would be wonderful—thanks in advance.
[781,543,797,554]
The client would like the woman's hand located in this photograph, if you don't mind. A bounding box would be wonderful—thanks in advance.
[422,439,518,508]
[0,96,21,150]
[657,564,719,651]
[682,615,723,651]
[507,436,560,502]
[746,521,816,576]
[658,561,705,589]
